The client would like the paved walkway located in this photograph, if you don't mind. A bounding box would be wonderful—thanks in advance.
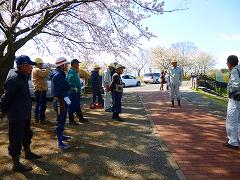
[138,87,240,180]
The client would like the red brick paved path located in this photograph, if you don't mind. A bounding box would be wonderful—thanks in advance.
[139,90,240,180]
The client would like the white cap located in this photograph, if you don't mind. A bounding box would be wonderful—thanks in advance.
[55,57,68,67]
[115,64,125,69]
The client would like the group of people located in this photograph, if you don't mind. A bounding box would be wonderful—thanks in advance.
[2,53,240,172]
[89,62,126,121]
[0,55,126,172]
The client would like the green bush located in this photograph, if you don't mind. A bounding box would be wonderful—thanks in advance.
[214,87,227,97]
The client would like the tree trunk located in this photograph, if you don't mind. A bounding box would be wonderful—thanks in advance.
[137,69,141,76]
[0,53,15,95]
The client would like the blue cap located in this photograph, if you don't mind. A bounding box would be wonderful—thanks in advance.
[71,59,80,66]
[15,55,36,66]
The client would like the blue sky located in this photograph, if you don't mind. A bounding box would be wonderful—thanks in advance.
[141,0,240,69]
[18,0,239,70]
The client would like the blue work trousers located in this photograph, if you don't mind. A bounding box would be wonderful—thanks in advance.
[92,87,103,104]
[8,118,33,157]
[53,97,67,135]
[68,93,80,115]
[112,92,122,113]
[34,90,47,120]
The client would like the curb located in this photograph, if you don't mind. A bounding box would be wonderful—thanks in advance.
[137,92,187,180]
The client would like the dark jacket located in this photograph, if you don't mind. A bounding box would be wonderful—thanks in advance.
[110,73,123,92]
[0,69,32,120]
[91,70,100,89]
[51,67,71,98]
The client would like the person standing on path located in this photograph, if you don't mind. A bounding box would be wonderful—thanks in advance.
[0,55,42,172]
[52,57,71,149]
[167,59,183,107]
[159,71,165,91]
[103,63,115,112]
[225,55,240,150]
[110,64,125,121]
[66,59,88,125]
[90,64,103,108]
[32,57,51,124]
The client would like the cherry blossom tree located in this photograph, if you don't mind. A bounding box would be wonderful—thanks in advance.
[123,49,149,76]
[0,0,168,90]
[150,42,216,76]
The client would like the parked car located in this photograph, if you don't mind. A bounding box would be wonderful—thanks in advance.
[121,75,141,87]
[29,70,85,98]
[143,73,160,84]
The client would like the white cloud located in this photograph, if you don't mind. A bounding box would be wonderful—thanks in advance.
[219,33,240,41]
[214,50,240,69]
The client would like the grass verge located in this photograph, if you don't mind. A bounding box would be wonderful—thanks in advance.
[196,88,228,108]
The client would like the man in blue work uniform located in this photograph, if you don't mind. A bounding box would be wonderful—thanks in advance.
[52,57,71,149]
[67,59,88,125]
[0,55,42,172]
[110,64,125,122]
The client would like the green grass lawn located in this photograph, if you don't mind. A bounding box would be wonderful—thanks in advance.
[196,89,228,108]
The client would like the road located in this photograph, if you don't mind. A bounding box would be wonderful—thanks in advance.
[123,81,191,93]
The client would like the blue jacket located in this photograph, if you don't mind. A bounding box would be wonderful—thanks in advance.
[51,67,71,98]
[0,69,32,120]
[91,70,100,89]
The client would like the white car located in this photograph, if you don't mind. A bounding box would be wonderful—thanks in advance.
[29,71,85,98]
[121,75,141,87]
[143,73,160,84]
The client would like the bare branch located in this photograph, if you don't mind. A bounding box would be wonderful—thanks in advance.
[132,0,189,13]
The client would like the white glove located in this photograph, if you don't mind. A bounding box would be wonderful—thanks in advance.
[64,97,71,105]
[73,87,78,92]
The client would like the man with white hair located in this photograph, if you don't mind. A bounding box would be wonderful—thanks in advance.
[167,58,183,107]
[103,63,115,112]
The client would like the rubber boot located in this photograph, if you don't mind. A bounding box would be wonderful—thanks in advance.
[77,110,88,123]
[24,145,42,160]
[116,113,124,122]
[62,135,72,142]
[40,118,46,124]
[171,100,174,107]
[57,131,70,149]
[69,113,79,125]
[178,100,180,107]
[112,112,117,119]
[35,117,39,123]
[12,156,32,172]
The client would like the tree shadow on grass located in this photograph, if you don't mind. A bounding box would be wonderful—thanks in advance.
[0,92,179,180]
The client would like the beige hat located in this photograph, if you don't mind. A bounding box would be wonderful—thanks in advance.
[93,64,101,69]
[35,57,44,64]
[171,58,177,63]
[108,63,115,68]
[115,64,125,69]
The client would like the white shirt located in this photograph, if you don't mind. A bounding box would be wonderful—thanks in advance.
[168,66,183,85]
[228,65,240,94]
[103,69,112,87]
